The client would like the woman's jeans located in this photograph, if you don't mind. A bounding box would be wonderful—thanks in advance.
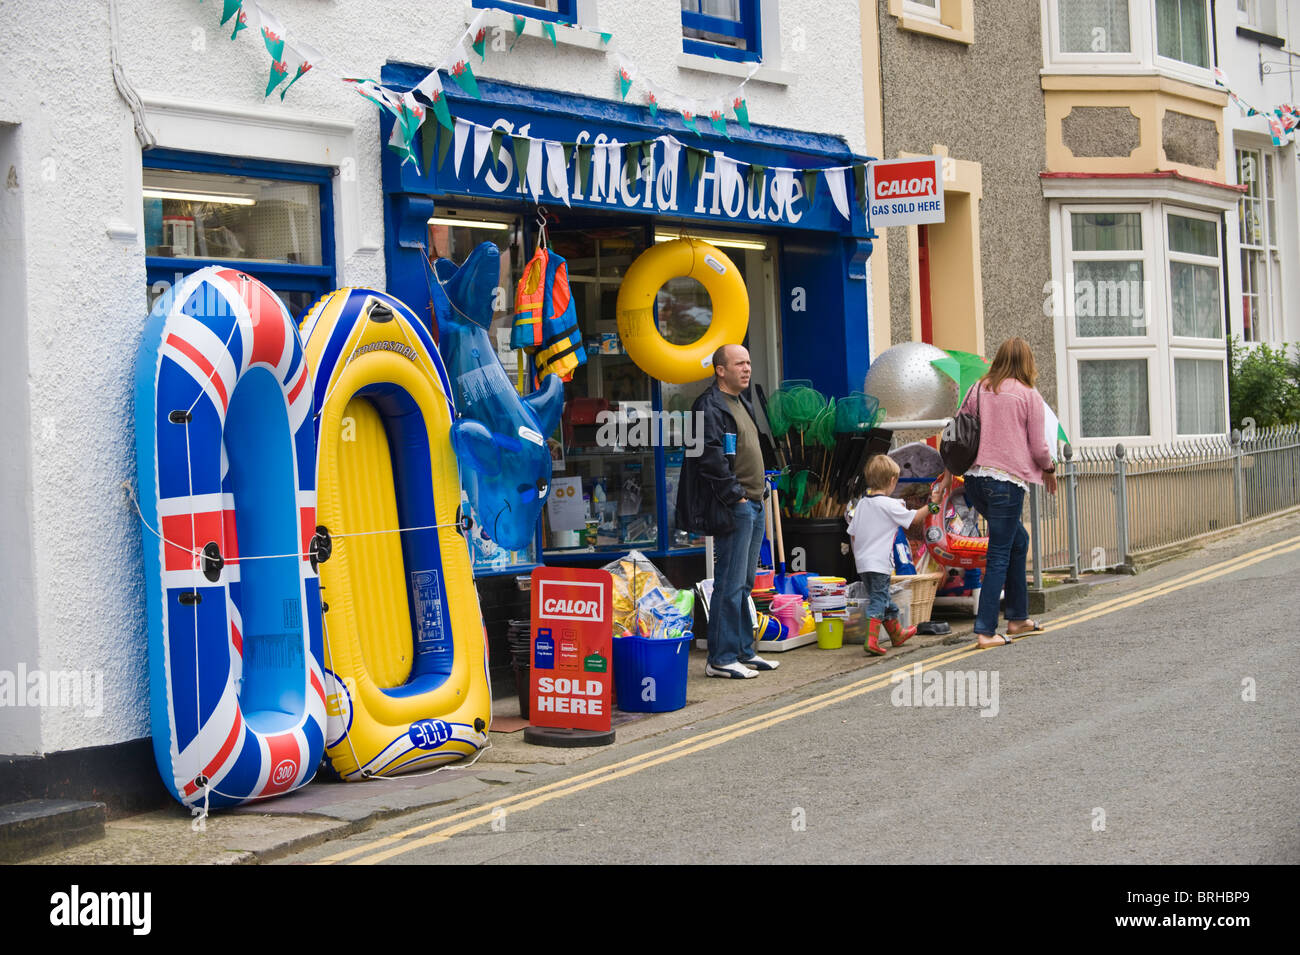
[962,476,1029,635]
[709,499,766,665]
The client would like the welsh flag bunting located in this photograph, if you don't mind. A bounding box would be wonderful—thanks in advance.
[541,22,557,47]
[448,59,481,99]
[600,33,612,44]
[747,163,765,196]
[230,6,249,39]
[220,0,242,27]
[733,96,750,132]
[266,59,289,97]
[260,10,286,62]
[619,68,633,100]
[512,15,526,49]
[472,27,487,61]
[647,90,658,121]
[682,110,701,137]
[279,44,317,100]
[710,109,730,138]
[1266,114,1285,146]
[852,163,867,211]
[416,71,454,131]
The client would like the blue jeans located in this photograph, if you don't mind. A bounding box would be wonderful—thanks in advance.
[962,475,1029,636]
[710,499,765,665]
[859,572,900,621]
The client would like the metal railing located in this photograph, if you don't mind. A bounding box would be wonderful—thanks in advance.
[1027,425,1300,578]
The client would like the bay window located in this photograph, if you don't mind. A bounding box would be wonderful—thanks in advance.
[1044,0,1213,81]
[1055,199,1228,443]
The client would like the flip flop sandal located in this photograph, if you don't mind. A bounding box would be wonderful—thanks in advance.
[974,633,1011,649]
[1007,621,1046,638]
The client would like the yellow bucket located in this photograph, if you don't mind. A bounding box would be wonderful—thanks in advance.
[815,618,844,650]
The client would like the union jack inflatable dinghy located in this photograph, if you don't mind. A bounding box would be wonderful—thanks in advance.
[134,267,327,809]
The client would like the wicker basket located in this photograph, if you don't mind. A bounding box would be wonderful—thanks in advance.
[890,571,944,625]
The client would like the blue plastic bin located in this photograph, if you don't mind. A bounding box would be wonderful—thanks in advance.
[612,634,691,713]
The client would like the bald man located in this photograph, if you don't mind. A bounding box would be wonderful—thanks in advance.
[674,344,778,678]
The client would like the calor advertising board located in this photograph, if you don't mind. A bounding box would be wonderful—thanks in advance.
[867,156,945,229]
[529,567,613,732]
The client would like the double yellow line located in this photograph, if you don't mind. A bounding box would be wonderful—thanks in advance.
[318,532,1299,865]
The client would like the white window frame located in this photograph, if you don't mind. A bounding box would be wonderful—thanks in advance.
[1063,204,1158,348]
[1169,348,1229,437]
[1050,193,1233,445]
[903,0,943,23]
[1165,206,1225,345]
[1069,348,1160,441]
[1044,0,1143,67]
[1235,144,1281,344]
[1042,1,1215,87]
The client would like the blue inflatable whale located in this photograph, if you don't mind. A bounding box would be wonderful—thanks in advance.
[428,242,564,551]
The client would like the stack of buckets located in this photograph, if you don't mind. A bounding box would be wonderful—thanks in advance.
[809,576,849,649]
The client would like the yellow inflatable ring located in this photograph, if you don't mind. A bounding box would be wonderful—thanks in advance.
[615,238,749,384]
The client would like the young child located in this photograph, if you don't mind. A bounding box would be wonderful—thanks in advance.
[846,454,941,656]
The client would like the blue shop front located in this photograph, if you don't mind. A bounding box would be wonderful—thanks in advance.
[380,64,872,590]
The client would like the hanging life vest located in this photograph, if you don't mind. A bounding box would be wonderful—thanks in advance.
[512,245,587,385]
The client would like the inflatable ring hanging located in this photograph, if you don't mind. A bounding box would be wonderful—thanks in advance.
[923,477,989,570]
[134,266,327,810]
[301,288,491,780]
[615,237,749,384]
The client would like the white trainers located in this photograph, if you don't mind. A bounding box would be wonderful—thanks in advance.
[739,654,779,671]
[705,661,758,679]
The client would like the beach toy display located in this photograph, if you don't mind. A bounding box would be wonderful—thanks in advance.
[134,267,326,809]
[301,287,490,779]
[428,241,564,552]
[862,341,959,423]
[924,477,989,570]
[615,237,749,384]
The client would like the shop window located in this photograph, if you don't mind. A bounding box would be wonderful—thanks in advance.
[680,0,762,63]
[1166,211,1222,340]
[472,0,576,24]
[1174,356,1225,435]
[1078,357,1151,437]
[142,149,334,320]
[426,210,536,574]
[1155,0,1210,69]
[544,226,665,555]
[1237,147,1280,343]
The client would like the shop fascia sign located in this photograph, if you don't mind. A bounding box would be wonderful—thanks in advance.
[866,156,945,229]
[428,115,850,232]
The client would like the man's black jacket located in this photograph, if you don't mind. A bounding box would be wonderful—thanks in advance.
[674,383,760,536]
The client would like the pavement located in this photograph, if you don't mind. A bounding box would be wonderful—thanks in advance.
[26,613,977,865]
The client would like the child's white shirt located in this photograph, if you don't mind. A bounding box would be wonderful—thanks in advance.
[846,493,914,575]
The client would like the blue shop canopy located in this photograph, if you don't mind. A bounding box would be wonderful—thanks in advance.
[380,64,875,399]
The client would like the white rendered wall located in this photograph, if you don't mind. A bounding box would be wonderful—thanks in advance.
[0,0,864,754]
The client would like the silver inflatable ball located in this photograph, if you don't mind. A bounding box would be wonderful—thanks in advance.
[863,341,959,422]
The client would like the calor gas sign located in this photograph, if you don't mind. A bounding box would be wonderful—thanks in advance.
[867,156,945,228]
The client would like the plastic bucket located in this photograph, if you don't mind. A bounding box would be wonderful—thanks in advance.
[612,634,691,713]
[815,618,844,649]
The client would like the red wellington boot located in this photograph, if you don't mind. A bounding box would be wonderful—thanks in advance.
[865,618,888,656]
[883,617,917,648]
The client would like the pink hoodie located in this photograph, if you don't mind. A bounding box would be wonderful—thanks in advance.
[958,378,1054,485]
